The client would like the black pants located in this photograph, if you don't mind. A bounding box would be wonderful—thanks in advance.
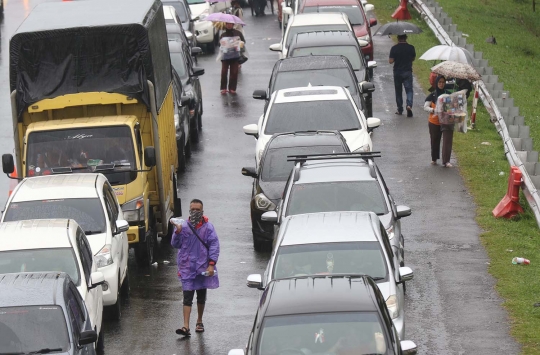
[221,59,239,91]
[429,122,454,164]
[183,289,207,306]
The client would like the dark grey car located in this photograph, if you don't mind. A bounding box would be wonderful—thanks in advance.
[0,272,98,355]
[241,131,350,251]
[228,275,417,355]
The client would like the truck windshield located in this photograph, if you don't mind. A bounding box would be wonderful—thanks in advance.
[26,126,137,185]
[0,306,70,354]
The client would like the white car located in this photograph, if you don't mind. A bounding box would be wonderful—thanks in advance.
[269,12,354,59]
[243,86,381,166]
[188,0,230,52]
[0,219,106,349]
[1,174,130,320]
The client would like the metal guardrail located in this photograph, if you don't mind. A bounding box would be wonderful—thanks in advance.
[409,0,540,228]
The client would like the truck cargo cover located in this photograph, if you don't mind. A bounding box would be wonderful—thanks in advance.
[10,0,172,117]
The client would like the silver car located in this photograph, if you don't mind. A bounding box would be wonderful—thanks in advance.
[247,211,414,339]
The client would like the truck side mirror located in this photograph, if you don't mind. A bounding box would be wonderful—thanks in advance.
[144,147,156,168]
[2,154,15,175]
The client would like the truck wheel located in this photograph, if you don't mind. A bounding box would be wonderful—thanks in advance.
[134,214,156,267]
[177,138,186,173]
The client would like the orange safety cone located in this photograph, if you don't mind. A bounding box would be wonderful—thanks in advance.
[493,166,524,218]
[8,167,18,197]
[392,0,412,20]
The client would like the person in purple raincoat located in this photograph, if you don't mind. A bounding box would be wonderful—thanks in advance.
[170,199,220,337]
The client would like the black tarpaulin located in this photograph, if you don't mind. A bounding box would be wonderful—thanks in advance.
[9,0,172,117]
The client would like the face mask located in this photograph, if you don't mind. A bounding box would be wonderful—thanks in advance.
[190,210,203,224]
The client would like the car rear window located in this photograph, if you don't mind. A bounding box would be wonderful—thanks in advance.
[273,69,357,94]
[303,5,365,25]
[265,101,360,135]
[286,24,349,47]
[291,45,364,71]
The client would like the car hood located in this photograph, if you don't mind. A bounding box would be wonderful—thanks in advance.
[353,24,369,38]
[259,180,287,202]
[190,3,209,17]
[86,232,108,255]
[340,129,371,152]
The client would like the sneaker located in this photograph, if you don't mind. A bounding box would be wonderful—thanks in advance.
[406,106,413,117]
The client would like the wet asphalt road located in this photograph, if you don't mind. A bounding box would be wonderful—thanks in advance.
[0,1,520,354]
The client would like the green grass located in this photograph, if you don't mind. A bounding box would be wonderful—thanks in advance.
[370,0,540,353]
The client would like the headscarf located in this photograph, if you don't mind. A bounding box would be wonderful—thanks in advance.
[431,75,447,103]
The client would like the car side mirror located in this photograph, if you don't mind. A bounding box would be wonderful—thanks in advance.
[228,350,245,355]
[144,147,156,168]
[359,81,375,93]
[185,30,194,40]
[369,16,378,27]
[253,89,267,100]
[282,6,293,15]
[2,154,15,175]
[243,124,259,138]
[399,267,414,283]
[247,274,263,289]
[269,43,283,52]
[396,205,412,219]
[79,330,98,346]
[367,60,377,69]
[115,220,129,235]
[358,39,369,47]
[191,47,202,55]
[401,340,418,355]
[366,117,381,130]
[241,167,258,178]
[192,67,205,76]
[261,211,278,223]
[89,271,106,289]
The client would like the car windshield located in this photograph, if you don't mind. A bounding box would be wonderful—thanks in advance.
[273,69,357,94]
[265,100,360,135]
[258,312,388,355]
[291,46,364,71]
[262,145,346,182]
[26,126,136,185]
[286,25,349,47]
[0,306,70,354]
[165,2,189,22]
[0,249,80,286]
[170,52,189,81]
[186,0,205,4]
[3,199,106,235]
[303,5,365,25]
[287,181,388,215]
[272,242,388,280]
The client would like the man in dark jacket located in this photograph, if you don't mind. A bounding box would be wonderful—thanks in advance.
[389,34,416,117]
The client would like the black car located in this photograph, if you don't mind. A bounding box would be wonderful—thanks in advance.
[287,31,377,116]
[253,55,374,118]
[228,275,418,355]
[241,131,350,251]
[168,40,205,143]
[0,272,98,355]
[172,68,193,172]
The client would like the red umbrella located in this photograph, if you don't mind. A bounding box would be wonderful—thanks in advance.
[392,0,412,20]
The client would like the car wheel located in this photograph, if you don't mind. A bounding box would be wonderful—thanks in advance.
[252,233,270,252]
[185,134,192,158]
[120,270,130,299]
[206,40,216,54]
[177,139,186,173]
[106,276,122,321]
[96,327,105,353]
[198,97,203,125]
[197,110,202,131]
[190,121,200,143]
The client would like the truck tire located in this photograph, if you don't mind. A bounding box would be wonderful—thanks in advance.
[135,212,156,267]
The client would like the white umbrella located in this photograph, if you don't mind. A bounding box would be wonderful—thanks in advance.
[420,45,474,64]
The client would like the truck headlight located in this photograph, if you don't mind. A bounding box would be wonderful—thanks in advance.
[386,294,399,319]
[122,196,145,223]
[95,244,113,268]
[254,193,276,211]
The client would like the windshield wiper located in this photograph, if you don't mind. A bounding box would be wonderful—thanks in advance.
[340,127,361,131]
[26,348,63,354]
[84,230,103,235]
[370,277,385,281]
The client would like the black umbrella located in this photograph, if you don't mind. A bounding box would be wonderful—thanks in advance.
[375,21,423,36]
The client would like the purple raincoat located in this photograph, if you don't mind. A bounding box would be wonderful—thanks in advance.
[171,217,220,291]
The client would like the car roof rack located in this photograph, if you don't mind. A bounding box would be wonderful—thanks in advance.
[289,152,381,180]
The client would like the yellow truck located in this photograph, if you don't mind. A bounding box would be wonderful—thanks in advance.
[2,0,181,266]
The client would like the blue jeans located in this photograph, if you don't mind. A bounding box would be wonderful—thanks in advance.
[394,70,413,113]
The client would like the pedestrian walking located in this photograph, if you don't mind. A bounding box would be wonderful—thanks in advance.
[253,0,266,16]
[219,22,246,94]
[171,199,220,337]
[231,0,244,35]
[389,34,416,117]
[424,75,454,167]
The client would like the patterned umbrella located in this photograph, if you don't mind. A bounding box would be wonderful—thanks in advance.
[203,13,246,25]
[431,61,481,81]
[420,45,474,64]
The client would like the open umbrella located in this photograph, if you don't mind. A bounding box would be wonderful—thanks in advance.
[203,13,246,25]
[431,61,481,81]
[420,45,474,64]
[374,21,422,36]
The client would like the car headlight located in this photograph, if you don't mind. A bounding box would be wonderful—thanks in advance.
[95,244,113,268]
[386,294,399,319]
[122,196,145,223]
[358,34,370,42]
[386,225,395,240]
[254,193,276,211]
[354,144,371,152]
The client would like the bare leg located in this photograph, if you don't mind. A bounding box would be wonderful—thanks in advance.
[196,303,205,324]
[183,305,191,330]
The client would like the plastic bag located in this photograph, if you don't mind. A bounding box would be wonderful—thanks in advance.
[435,89,468,133]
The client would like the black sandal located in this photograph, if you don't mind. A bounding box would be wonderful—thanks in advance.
[195,323,205,333]
[176,327,191,336]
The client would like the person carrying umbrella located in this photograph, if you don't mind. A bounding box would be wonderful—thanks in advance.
[219,21,246,94]
[389,34,416,117]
